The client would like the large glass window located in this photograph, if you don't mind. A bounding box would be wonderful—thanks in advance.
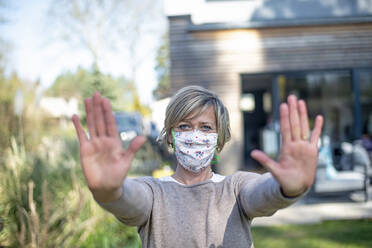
[278,71,353,143]
[359,70,372,137]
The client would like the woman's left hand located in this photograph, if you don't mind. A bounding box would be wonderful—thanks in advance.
[251,95,323,197]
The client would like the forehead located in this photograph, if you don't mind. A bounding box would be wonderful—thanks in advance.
[181,105,216,124]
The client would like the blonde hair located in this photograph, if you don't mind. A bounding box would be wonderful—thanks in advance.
[157,85,231,152]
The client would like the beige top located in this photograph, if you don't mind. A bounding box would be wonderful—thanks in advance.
[98,171,304,248]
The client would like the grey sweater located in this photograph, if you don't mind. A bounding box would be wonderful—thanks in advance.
[98,171,303,248]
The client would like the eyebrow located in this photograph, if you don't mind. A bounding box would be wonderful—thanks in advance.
[179,120,214,126]
[178,120,192,123]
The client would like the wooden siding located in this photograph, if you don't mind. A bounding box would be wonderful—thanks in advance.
[168,15,372,173]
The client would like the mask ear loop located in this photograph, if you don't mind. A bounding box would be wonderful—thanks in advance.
[211,151,220,165]
[171,129,176,152]
[211,136,220,165]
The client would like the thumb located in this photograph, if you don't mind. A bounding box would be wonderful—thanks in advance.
[251,149,278,174]
[126,136,147,159]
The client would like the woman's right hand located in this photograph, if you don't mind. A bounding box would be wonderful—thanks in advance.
[72,92,146,203]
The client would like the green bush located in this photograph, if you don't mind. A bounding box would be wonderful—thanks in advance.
[0,136,142,247]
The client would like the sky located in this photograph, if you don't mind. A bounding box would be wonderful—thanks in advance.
[0,0,167,105]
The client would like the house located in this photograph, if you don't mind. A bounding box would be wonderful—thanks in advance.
[39,97,78,118]
[165,0,372,174]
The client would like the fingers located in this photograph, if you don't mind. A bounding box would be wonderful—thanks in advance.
[251,149,278,175]
[102,97,119,137]
[72,114,88,145]
[310,115,324,145]
[93,92,106,137]
[298,100,310,140]
[288,95,301,141]
[85,92,117,139]
[85,98,97,139]
[280,103,291,145]
[284,95,311,143]
[126,136,147,161]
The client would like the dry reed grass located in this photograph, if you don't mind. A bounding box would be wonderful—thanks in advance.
[0,137,99,247]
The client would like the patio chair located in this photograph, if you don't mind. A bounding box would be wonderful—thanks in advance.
[351,142,372,178]
[312,136,369,202]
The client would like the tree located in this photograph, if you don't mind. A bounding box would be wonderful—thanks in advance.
[47,0,164,80]
[152,33,170,100]
[0,71,37,149]
[46,67,128,109]
[0,0,12,70]
[0,0,7,24]
[46,66,152,116]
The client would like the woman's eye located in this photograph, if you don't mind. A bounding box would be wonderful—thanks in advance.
[179,124,191,130]
[201,125,212,131]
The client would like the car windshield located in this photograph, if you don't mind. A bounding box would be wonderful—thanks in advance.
[116,117,136,127]
[115,113,142,134]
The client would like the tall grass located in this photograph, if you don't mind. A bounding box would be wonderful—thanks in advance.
[0,137,95,247]
[0,136,141,247]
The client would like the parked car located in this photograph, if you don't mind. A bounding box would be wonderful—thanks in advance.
[114,111,175,176]
[114,112,143,142]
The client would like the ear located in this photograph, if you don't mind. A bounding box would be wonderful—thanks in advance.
[167,132,173,146]
[168,129,176,152]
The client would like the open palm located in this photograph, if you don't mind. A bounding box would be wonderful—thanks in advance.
[72,92,146,202]
[251,95,323,197]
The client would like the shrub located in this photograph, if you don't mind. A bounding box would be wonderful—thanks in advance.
[0,137,141,247]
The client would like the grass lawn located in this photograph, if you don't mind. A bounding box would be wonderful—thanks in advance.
[251,219,372,248]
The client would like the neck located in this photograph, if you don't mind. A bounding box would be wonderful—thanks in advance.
[172,164,213,185]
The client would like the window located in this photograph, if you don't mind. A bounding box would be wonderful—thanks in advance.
[358,70,372,136]
[278,71,353,143]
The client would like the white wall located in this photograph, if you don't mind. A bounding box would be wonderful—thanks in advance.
[40,97,78,118]
[164,0,264,24]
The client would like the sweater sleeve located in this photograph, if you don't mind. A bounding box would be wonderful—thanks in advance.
[237,172,307,219]
[96,178,153,227]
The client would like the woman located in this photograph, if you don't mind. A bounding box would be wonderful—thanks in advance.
[72,85,323,247]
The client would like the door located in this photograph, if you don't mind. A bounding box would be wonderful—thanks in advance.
[242,90,269,169]
[241,74,273,171]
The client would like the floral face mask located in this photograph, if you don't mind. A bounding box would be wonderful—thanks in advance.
[172,129,218,173]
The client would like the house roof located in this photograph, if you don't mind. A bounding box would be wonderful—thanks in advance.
[187,15,372,31]
[169,14,372,32]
